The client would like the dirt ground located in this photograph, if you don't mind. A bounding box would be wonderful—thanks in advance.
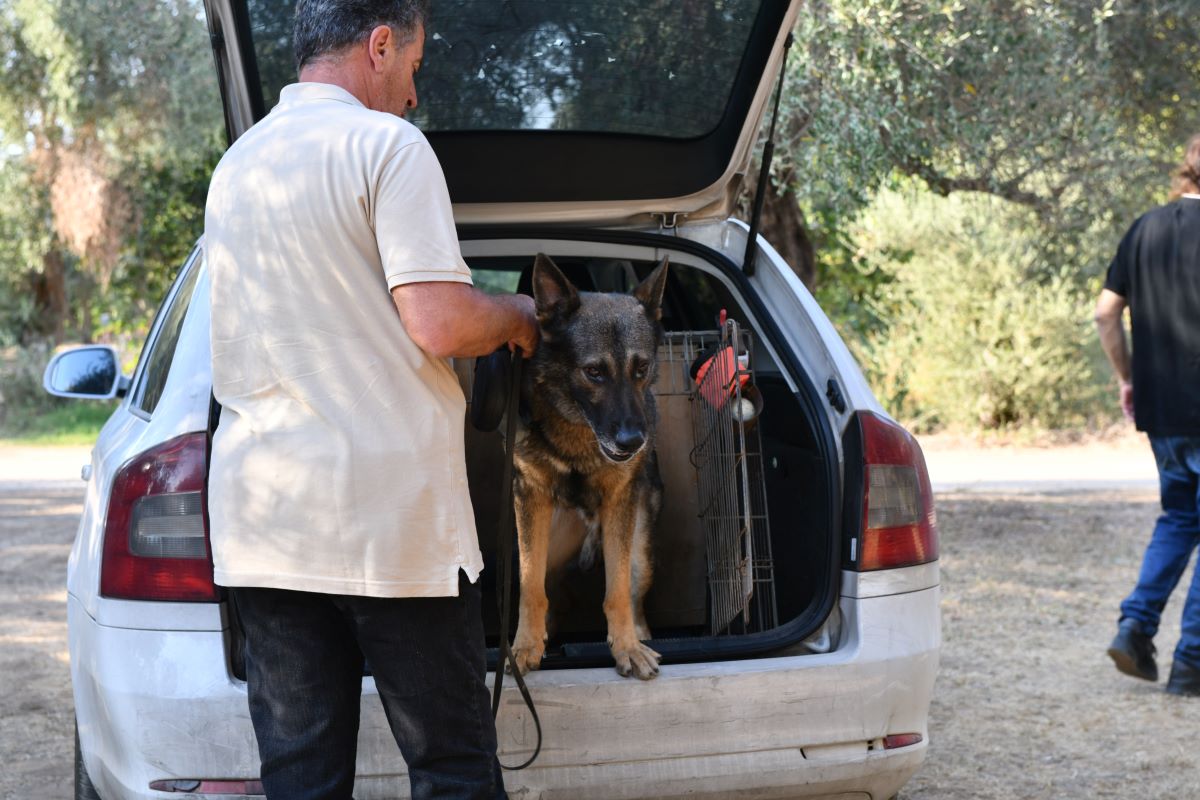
[900,488,1199,799]
[1,482,80,799]
[1,445,1198,798]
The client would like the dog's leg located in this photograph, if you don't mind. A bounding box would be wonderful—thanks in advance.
[631,501,654,642]
[511,476,553,675]
[600,497,661,680]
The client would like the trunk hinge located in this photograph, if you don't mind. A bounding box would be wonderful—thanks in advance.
[652,211,687,233]
[742,32,793,277]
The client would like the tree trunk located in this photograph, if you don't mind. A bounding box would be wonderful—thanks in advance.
[35,249,69,344]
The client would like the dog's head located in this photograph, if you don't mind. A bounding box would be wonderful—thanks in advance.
[530,253,669,464]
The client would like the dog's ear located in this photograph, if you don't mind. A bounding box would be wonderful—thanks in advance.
[532,253,580,320]
[633,257,670,320]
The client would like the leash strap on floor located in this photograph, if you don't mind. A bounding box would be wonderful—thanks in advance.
[491,347,543,770]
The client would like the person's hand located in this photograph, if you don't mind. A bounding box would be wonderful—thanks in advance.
[507,294,539,358]
[1119,380,1134,421]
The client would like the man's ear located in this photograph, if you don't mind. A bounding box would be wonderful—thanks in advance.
[366,24,392,73]
[633,257,669,320]
[532,253,580,320]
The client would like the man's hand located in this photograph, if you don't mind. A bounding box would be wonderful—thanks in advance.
[1119,380,1134,421]
[506,294,538,358]
[391,281,540,359]
[1094,288,1133,421]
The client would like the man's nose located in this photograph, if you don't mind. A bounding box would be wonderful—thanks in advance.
[407,89,418,110]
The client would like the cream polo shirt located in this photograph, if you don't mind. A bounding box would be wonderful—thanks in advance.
[204,82,482,597]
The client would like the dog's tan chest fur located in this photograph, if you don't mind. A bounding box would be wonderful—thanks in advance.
[516,394,644,501]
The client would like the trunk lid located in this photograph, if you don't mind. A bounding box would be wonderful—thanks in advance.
[202,0,801,227]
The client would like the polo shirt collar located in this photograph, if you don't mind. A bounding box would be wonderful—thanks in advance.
[277,82,365,109]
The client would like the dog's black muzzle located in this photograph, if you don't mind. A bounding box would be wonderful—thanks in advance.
[598,426,646,462]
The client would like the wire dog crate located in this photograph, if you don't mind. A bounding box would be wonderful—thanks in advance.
[657,320,778,635]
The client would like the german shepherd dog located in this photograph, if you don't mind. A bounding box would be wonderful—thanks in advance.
[509,253,669,680]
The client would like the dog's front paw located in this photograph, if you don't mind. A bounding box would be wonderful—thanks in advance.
[610,638,661,680]
[507,632,546,676]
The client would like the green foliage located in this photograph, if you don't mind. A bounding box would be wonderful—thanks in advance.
[780,0,1199,286]
[4,0,222,156]
[100,138,221,343]
[0,0,223,347]
[0,399,116,445]
[835,186,1108,432]
[0,341,60,430]
[0,160,50,346]
[1,0,1191,438]
[780,0,1196,431]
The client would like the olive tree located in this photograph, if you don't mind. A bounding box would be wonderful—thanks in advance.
[0,0,222,344]
[763,0,1200,289]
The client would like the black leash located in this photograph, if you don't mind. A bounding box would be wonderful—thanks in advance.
[490,347,543,770]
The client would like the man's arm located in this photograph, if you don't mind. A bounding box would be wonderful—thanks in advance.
[1093,288,1133,420]
[392,282,539,359]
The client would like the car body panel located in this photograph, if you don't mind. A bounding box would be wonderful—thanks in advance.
[68,1,941,792]
[66,223,940,797]
[843,562,941,600]
[64,217,941,797]
[72,583,937,800]
[67,260,215,630]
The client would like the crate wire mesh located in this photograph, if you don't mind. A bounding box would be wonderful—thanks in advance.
[657,321,778,635]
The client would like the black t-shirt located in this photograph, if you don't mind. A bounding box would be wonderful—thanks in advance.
[1104,197,1200,435]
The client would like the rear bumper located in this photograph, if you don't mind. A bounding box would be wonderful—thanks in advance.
[70,584,939,800]
[482,585,940,800]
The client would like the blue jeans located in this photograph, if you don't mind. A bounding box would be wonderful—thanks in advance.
[229,572,506,800]
[1120,435,1200,669]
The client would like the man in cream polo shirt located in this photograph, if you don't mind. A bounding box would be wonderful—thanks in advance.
[204,1,537,797]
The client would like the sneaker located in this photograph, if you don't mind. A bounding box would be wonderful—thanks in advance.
[1165,660,1200,696]
[1106,619,1158,682]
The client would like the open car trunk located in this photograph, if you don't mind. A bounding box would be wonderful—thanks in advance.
[203,0,829,675]
[458,229,841,669]
[220,231,841,681]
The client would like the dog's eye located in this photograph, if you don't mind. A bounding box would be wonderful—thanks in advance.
[583,365,605,382]
[633,363,649,380]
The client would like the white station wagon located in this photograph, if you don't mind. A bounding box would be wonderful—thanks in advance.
[48,0,940,797]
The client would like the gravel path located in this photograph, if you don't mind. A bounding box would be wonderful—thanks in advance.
[1,441,1196,798]
[901,489,1199,799]
[0,481,80,799]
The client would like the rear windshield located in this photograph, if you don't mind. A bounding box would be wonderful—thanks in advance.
[247,0,764,138]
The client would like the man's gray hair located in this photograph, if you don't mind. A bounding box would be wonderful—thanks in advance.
[293,0,430,71]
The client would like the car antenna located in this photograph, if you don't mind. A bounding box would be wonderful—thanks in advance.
[743,32,793,278]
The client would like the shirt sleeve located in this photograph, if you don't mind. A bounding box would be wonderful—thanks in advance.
[375,139,473,290]
[1103,218,1139,298]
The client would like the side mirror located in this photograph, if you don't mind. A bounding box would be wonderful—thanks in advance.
[43,345,128,400]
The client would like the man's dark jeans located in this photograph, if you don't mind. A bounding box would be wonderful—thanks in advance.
[229,572,506,800]
[1120,435,1200,670]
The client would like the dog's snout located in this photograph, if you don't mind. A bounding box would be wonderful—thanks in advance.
[614,428,646,454]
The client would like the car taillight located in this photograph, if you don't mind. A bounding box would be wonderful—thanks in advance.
[100,432,218,601]
[854,412,938,571]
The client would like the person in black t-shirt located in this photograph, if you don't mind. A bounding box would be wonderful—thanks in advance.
[1095,133,1200,697]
